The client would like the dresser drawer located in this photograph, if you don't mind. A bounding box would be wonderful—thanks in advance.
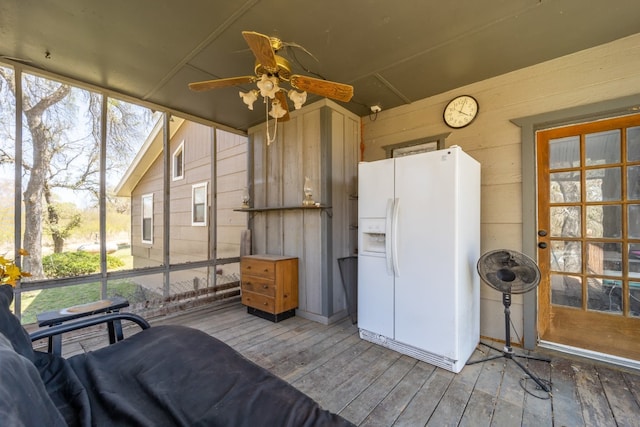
[241,276,276,297]
[241,259,276,279]
[240,255,298,321]
[241,291,275,314]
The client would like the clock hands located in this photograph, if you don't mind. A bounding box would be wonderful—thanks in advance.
[443,95,478,128]
[456,98,476,117]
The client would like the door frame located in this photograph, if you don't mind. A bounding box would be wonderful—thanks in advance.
[512,94,640,351]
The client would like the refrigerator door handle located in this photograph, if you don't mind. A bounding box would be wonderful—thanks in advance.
[391,198,400,277]
[385,198,394,275]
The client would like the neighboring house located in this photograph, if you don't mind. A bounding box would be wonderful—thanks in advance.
[115,117,248,292]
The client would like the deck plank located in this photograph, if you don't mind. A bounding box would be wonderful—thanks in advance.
[573,360,617,426]
[458,347,503,427]
[548,358,586,427]
[489,359,526,427]
[598,365,640,427]
[426,357,483,426]
[622,370,640,406]
[42,301,640,426]
[340,355,418,425]
[521,358,553,427]
[320,346,403,414]
[359,361,435,426]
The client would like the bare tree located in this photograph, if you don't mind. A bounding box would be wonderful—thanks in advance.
[0,66,153,278]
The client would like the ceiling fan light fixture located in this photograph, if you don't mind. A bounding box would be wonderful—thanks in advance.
[288,90,307,110]
[239,90,259,110]
[257,74,279,99]
[269,99,287,119]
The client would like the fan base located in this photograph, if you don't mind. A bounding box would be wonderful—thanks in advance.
[467,341,551,392]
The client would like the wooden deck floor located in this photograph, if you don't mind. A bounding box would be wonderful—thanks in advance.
[54,301,640,426]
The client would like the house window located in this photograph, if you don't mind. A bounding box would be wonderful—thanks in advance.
[192,182,207,226]
[172,141,184,180]
[141,193,153,244]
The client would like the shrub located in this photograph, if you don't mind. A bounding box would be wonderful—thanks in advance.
[43,251,124,278]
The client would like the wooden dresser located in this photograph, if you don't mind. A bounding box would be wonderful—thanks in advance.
[240,254,299,322]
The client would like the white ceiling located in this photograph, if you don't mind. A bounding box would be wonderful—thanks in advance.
[2,0,639,131]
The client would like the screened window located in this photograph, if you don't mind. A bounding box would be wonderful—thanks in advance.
[192,183,207,226]
[173,141,184,180]
[142,193,153,243]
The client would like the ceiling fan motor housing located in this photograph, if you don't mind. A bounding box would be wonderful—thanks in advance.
[254,55,292,80]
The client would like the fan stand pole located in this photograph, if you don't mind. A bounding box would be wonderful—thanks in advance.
[467,293,551,393]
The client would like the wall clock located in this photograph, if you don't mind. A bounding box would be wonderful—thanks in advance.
[443,95,479,129]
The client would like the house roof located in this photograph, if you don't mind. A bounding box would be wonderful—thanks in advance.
[2,1,640,131]
[114,117,185,197]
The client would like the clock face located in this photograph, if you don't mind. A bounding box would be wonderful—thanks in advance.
[443,95,479,129]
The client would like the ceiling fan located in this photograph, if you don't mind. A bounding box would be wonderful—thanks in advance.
[188,31,354,125]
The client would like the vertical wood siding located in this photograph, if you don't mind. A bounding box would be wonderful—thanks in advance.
[248,100,360,323]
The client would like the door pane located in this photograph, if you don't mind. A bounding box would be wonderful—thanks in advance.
[587,242,622,276]
[549,136,580,169]
[627,126,640,162]
[631,282,640,317]
[630,205,640,238]
[586,168,620,202]
[629,244,640,278]
[587,278,622,314]
[585,130,620,166]
[628,166,640,200]
[551,240,581,273]
[550,206,581,237]
[586,205,621,238]
[551,274,582,307]
[550,171,581,202]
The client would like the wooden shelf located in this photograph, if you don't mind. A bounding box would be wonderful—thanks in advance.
[234,205,331,212]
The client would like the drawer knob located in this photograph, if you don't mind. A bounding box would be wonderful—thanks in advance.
[247,265,251,269]
[262,284,268,289]
[263,269,269,273]
[263,302,268,306]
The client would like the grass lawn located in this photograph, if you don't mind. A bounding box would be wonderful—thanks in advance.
[20,280,145,325]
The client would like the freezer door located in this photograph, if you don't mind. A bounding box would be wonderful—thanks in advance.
[358,158,396,337]
[357,254,394,338]
[358,158,395,218]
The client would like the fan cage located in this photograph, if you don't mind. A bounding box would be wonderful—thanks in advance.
[477,249,541,294]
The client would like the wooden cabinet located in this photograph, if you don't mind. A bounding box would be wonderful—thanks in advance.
[240,254,298,322]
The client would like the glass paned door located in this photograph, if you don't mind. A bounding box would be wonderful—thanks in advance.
[537,115,640,361]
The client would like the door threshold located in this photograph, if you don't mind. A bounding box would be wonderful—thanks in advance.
[539,340,640,371]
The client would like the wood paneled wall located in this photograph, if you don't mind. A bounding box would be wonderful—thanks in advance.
[361,33,640,343]
[248,99,360,324]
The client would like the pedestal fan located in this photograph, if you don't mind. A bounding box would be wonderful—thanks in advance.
[467,249,551,393]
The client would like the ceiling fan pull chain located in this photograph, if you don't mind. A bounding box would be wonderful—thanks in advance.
[266,96,278,145]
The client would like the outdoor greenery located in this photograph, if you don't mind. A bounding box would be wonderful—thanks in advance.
[42,251,124,278]
[0,65,155,278]
[20,281,154,325]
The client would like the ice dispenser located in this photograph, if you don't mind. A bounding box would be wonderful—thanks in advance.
[360,219,386,256]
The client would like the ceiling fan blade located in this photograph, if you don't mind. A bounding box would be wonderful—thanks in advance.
[290,75,353,102]
[188,76,256,92]
[274,91,290,121]
[242,31,278,73]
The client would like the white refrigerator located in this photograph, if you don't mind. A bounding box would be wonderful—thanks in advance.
[357,146,480,373]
